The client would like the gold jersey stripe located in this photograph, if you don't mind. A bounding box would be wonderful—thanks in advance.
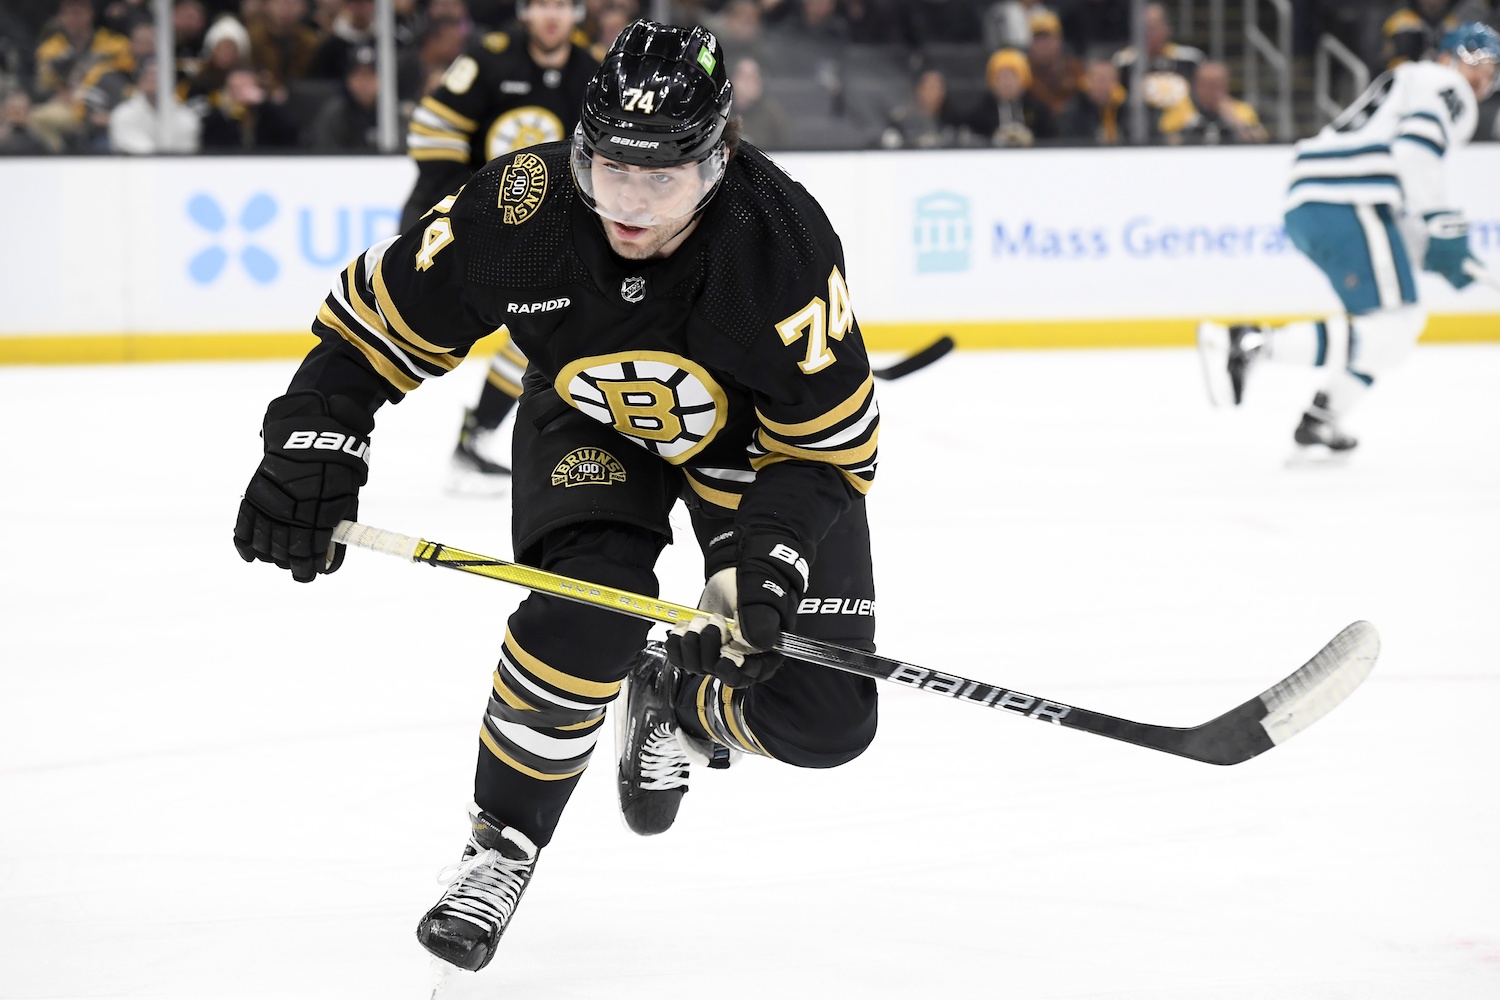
[408,120,468,141]
[479,725,587,781]
[409,147,471,163]
[721,685,770,757]
[755,371,874,438]
[485,368,524,397]
[342,260,389,339]
[753,428,879,469]
[372,259,464,371]
[419,95,477,132]
[503,628,622,700]
[491,670,531,711]
[683,469,743,510]
[317,302,420,393]
[746,450,874,495]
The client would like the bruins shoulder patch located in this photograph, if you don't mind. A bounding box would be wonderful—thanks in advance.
[552,448,627,487]
[499,152,548,225]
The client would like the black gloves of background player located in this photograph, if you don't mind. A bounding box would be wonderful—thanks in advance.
[234,390,373,583]
[666,530,809,687]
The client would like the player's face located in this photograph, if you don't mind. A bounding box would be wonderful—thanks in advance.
[523,0,576,54]
[589,156,709,258]
[1453,58,1497,100]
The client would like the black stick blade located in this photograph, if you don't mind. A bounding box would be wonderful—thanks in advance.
[874,335,955,380]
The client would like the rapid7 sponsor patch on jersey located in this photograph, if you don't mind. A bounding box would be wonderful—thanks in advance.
[798,597,875,616]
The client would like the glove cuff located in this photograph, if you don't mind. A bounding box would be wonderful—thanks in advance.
[739,530,811,593]
[263,390,374,480]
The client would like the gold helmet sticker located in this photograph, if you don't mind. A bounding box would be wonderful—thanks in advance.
[499,152,548,225]
[551,447,628,487]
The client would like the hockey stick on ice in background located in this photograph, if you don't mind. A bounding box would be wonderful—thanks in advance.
[332,520,1379,766]
[1462,258,1500,293]
[872,335,955,381]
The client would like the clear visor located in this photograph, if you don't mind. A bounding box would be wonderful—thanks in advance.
[571,135,728,228]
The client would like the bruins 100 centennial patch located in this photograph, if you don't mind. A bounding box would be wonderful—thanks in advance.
[551,448,627,487]
[499,152,547,225]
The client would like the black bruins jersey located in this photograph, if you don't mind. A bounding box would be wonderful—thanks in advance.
[400,29,598,230]
[299,142,878,550]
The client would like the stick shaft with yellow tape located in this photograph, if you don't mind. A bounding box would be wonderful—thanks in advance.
[331,520,1378,766]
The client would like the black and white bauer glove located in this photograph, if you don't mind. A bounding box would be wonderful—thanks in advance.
[233,390,373,583]
[666,530,809,687]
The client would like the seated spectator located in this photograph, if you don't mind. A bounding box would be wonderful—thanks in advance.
[772,0,851,47]
[76,16,156,146]
[588,0,636,62]
[172,0,209,85]
[1026,8,1079,114]
[31,0,134,149]
[1059,0,1131,59]
[1111,2,1201,120]
[708,0,767,64]
[845,0,901,44]
[200,63,300,148]
[108,53,201,151]
[1057,55,1122,144]
[1159,58,1267,145]
[305,43,378,149]
[983,0,1055,51]
[880,66,961,148]
[899,0,986,47]
[729,55,789,150]
[398,16,468,99]
[189,15,252,98]
[0,89,57,153]
[307,0,377,79]
[1382,0,1469,68]
[963,47,1058,146]
[248,0,322,91]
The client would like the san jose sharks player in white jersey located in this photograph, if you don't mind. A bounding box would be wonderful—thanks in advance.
[1197,23,1499,459]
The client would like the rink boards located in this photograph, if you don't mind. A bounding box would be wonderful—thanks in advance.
[1,145,1498,364]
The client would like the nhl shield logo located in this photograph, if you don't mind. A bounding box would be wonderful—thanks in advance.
[620,276,646,303]
[499,152,547,225]
[551,447,627,487]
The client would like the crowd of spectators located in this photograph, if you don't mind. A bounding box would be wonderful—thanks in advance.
[0,0,1497,155]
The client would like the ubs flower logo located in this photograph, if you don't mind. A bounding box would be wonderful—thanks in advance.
[187,193,279,285]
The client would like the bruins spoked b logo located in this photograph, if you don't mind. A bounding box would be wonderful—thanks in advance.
[551,447,627,487]
[499,152,548,226]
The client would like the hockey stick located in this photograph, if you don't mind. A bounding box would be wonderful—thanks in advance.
[872,335,954,381]
[1462,258,1500,293]
[332,519,1379,766]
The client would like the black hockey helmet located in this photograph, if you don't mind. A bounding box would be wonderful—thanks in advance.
[575,19,732,168]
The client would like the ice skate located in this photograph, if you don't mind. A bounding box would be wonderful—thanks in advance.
[1196,322,1263,407]
[446,409,511,496]
[416,808,538,974]
[616,642,735,836]
[1288,392,1357,465]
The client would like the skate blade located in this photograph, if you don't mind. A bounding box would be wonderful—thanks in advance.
[445,466,512,498]
[1195,323,1233,407]
[1285,444,1355,468]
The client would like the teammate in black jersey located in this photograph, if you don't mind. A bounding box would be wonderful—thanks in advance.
[235,20,880,976]
[401,0,598,490]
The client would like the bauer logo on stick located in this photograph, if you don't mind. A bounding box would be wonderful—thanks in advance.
[551,447,627,487]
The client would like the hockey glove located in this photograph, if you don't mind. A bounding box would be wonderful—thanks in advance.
[666,532,809,687]
[1422,212,1476,290]
[233,390,373,583]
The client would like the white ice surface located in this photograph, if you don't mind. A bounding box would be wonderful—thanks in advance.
[1,345,1497,999]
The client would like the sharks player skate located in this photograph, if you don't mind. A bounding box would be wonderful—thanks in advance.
[1197,22,1499,459]
[234,20,879,979]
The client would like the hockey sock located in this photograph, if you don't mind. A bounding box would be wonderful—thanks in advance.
[1264,316,1347,367]
[472,379,520,430]
[1315,367,1375,418]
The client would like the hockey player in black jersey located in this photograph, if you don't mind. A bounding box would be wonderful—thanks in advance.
[234,20,880,977]
[400,0,598,490]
